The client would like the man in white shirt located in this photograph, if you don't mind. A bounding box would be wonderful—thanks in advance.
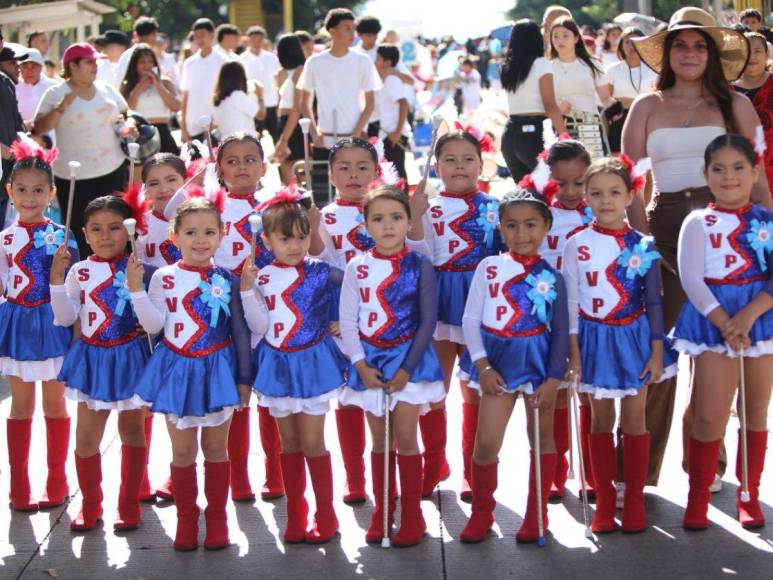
[180,18,228,143]
[26,31,49,61]
[240,26,281,140]
[375,44,410,183]
[96,30,130,87]
[15,49,58,139]
[114,16,159,89]
[214,24,241,58]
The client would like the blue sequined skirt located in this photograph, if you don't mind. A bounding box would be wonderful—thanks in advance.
[579,315,678,399]
[61,336,150,410]
[133,343,240,428]
[459,329,550,394]
[671,281,773,358]
[0,301,71,361]
[253,335,347,399]
[436,269,475,326]
[346,340,445,392]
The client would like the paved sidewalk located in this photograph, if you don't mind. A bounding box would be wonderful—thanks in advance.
[0,364,771,580]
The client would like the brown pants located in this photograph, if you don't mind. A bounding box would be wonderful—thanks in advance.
[642,187,725,485]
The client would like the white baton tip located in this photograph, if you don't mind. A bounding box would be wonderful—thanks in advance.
[128,142,140,158]
[68,160,81,176]
[123,218,137,235]
[198,115,212,128]
[298,118,312,133]
[248,214,261,230]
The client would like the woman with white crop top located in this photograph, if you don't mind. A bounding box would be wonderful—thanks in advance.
[622,7,771,489]
[120,43,181,154]
[273,33,307,185]
[605,28,658,153]
[549,16,615,158]
[500,19,566,181]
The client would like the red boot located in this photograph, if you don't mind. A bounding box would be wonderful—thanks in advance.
[228,408,255,502]
[305,454,339,543]
[258,405,285,499]
[579,404,596,500]
[550,407,570,500]
[516,452,556,542]
[419,408,450,498]
[366,451,396,543]
[736,430,767,529]
[138,414,155,502]
[393,454,426,547]
[38,417,70,509]
[7,418,38,511]
[155,476,174,502]
[204,461,230,549]
[335,407,367,504]
[684,438,721,531]
[171,464,199,550]
[280,452,309,543]
[70,453,103,531]
[621,433,649,533]
[460,461,498,543]
[460,402,479,502]
[589,433,617,533]
[114,445,147,530]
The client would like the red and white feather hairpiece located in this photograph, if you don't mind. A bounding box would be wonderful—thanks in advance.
[753,126,767,163]
[9,132,58,166]
[185,184,227,214]
[117,182,150,235]
[256,181,305,213]
[367,137,406,191]
[453,121,496,154]
[617,153,651,193]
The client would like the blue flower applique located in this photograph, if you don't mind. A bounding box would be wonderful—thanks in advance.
[746,219,773,271]
[355,211,372,239]
[476,201,500,249]
[112,270,134,316]
[199,273,231,326]
[617,239,660,279]
[581,206,594,225]
[526,269,557,324]
[33,224,65,255]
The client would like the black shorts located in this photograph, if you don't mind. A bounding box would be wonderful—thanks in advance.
[277,115,305,161]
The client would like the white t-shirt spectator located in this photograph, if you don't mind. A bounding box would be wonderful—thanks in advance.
[180,49,228,136]
[506,56,552,115]
[113,46,135,90]
[376,75,411,138]
[552,58,608,114]
[240,49,280,108]
[606,60,658,101]
[298,49,381,147]
[16,75,58,122]
[460,68,481,113]
[213,90,259,138]
[97,59,120,87]
[36,80,128,180]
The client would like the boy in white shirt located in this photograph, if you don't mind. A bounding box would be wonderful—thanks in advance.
[240,26,281,140]
[180,18,228,143]
[458,58,482,116]
[375,44,410,183]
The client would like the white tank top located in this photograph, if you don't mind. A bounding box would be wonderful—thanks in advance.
[646,126,725,192]
[279,67,298,111]
[136,86,171,120]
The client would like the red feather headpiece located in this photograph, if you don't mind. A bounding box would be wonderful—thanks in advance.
[256,181,304,213]
[9,134,58,166]
[617,153,650,193]
[116,182,150,235]
[185,184,227,214]
[453,121,496,153]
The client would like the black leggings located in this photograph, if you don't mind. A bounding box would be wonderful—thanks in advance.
[55,164,127,257]
[500,115,546,183]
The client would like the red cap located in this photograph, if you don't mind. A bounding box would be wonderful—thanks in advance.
[62,43,104,66]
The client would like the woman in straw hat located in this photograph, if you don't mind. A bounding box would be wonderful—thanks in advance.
[622,6,771,498]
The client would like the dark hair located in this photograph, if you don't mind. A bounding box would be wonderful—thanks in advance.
[134,16,159,37]
[657,29,737,132]
[356,16,382,35]
[329,137,378,166]
[247,25,267,37]
[617,27,644,61]
[9,156,55,187]
[295,30,314,45]
[584,157,633,190]
[501,19,544,93]
[435,131,483,160]
[216,23,240,43]
[703,133,758,168]
[83,195,133,225]
[499,189,552,225]
[26,30,46,46]
[172,197,223,233]
[277,34,306,70]
[192,18,215,33]
[213,60,248,106]
[745,31,769,54]
[740,9,763,22]
[550,16,602,78]
[142,153,187,182]
[602,24,622,51]
[325,8,355,31]
[217,132,265,165]
[376,44,400,66]
[120,43,160,99]
[364,184,411,219]
[262,202,311,237]
[546,139,591,168]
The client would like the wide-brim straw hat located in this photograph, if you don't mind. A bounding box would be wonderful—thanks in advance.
[632,7,749,81]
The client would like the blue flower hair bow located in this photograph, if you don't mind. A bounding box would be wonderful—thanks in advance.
[476,201,499,249]
[33,224,65,255]
[199,274,231,326]
[526,269,557,324]
[112,270,134,316]
[746,219,773,271]
[582,206,594,225]
[617,239,660,279]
